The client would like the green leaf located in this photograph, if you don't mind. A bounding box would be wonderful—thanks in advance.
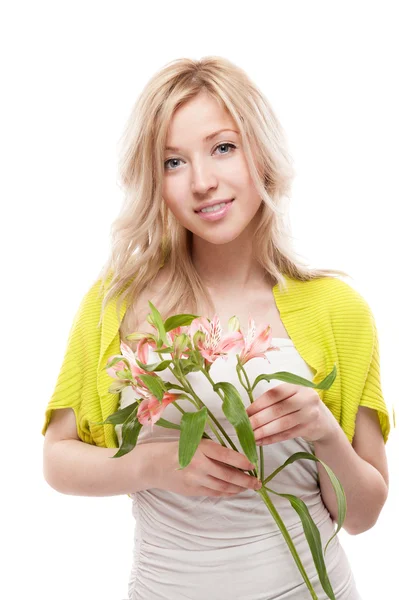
[164,314,200,331]
[138,374,165,401]
[89,402,138,426]
[155,417,181,431]
[265,488,336,599]
[116,368,132,379]
[151,345,174,354]
[164,381,186,392]
[177,406,208,469]
[110,408,143,458]
[179,358,201,375]
[191,350,205,369]
[252,365,337,392]
[135,358,172,372]
[155,412,212,439]
[104,356,131,371]
[262,451,346,554]
[148,301,168,346]
[213,381,258,471]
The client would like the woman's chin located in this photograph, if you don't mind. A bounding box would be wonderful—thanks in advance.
[191,228,243,246]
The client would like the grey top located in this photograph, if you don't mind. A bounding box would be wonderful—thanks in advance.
[119,338,362,600]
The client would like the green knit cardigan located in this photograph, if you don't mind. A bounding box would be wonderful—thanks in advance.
[42,274,393,447]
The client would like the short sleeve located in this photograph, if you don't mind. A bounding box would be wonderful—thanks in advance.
[358,312,391,444]
[41,280,103,444]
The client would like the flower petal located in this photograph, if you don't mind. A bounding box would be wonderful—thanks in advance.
[137,393,179,431]
[136,337,149,364]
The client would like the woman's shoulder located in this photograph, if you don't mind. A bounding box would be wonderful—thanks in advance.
[305,277,377,350]
[290,275,373,313]
[278,276,376,344]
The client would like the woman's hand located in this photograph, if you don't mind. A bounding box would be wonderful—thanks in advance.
[153,439,262,497]
[246,383,339,446]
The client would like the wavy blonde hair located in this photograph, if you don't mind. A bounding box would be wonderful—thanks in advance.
[96,56,349,338]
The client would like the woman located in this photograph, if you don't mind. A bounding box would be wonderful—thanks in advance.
[42,56,391,600]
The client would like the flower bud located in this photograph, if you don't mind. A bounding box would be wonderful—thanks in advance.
[192,329,206,350]
[126,332,150,342]
[228,315,240,332]
[173,333,190,359]
[108,380,130,394]
[146,314,155,327]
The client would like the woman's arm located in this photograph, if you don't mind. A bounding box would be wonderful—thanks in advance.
[43,408,158,496]
[313,406,389,535]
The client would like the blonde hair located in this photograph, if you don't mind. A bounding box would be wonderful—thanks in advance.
[96,56,350,338]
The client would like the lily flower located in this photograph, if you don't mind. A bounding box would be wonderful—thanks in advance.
[239,315,280,365]
[106,340,151,380]
[188,315,244,367]
[137,392,182,431]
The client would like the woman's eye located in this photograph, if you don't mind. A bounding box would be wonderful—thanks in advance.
[164,143,237,171]
[214,142,236,155]
[164,158,182,170]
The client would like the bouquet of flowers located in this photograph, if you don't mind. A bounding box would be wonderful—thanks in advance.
[96,302,346,600]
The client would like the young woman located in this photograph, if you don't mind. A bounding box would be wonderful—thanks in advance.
[42,56,391,600]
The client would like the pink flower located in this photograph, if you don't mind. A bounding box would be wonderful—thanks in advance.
[106,340,151,379]
[106,340,163,401]
[239,315,280,365]
[188,315,244,367]
[137,392,181,431]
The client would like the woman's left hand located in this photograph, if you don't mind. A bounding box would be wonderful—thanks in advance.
[246,383,339,445]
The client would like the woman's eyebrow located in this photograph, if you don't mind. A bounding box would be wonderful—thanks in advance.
[165,128,238,152]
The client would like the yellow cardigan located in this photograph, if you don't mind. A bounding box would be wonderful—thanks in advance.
[41,273,392,447]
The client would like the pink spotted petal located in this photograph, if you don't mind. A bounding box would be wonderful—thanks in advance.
[249,325,273,355]
[218,331,245,353]
[136,337,150,365]
[120,341,137,370]
[188,316,210,339]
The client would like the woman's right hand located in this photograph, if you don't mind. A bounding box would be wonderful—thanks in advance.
[154,438,262,497]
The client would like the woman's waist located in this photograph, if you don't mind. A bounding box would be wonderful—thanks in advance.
[132,487,331,551]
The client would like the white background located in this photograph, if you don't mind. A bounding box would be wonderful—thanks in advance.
[1,1,398,599]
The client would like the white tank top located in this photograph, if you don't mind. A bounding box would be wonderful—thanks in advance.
[118,338,362,600]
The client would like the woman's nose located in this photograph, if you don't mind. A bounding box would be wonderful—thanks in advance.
[190,161,218,195]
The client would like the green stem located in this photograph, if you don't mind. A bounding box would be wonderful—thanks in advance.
[239,360,265,482]
[256,486,318,600]
[157,351,256,478]
[236,359,248,391]
[173,401,189,415]
[168,362,227,448]
[200,366,257,478]
[182,372,232,447]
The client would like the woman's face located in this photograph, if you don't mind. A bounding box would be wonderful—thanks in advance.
[162,92,263,245]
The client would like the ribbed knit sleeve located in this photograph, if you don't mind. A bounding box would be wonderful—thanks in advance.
[358,310,390,443]
[273,276,392,445]
[41,278,103,444]
[330,279,391,444]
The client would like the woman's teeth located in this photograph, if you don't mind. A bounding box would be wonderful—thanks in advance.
[200,201,229,213]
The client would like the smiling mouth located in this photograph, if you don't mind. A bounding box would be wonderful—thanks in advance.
[195,199,234,214]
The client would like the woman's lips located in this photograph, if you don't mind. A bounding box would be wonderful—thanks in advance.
[195,199,234,222]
